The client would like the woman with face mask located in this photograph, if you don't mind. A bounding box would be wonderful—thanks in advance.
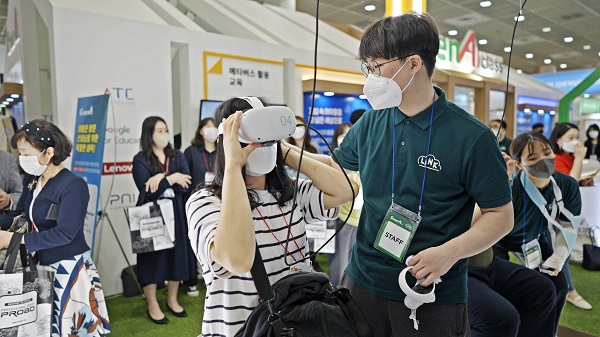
[286,116,322,155]
[0,120,111,336]
[549,123,587,181]
[185,97,357,337]
[493,132,583,330]
[132,116,195,324]
[184,118,217,194]
[548,123,593,310]
[584,124,600,160]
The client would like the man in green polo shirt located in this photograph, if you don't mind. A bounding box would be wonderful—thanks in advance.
[490,119,513,153]
[286,12,513,336]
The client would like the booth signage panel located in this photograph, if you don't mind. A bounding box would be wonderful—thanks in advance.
[581,98,600,115]
[71,94,110,252]
[303,93,371,154]
[436,30,505,79]
[532,69,600,95]
[203,52,284,103]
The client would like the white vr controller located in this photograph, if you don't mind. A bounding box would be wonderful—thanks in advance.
[398,265,436,310]
[217,96,297,145]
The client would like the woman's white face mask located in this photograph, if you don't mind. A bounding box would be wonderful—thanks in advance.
[245,144,277,176]
[19,149,50,176]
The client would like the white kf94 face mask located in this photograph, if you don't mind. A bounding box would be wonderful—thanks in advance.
[19,149,49,176]
[362,57,415,110]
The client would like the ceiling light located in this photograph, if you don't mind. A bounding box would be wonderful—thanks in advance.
[598,52,600,57]
[564,37,573,43]
[524,108,532,113]
[584,94,591,98]
[480,1,492,7]
[364,5,376,11]
[560,64,567,69]
[525,53,534,59]
[504,46,512,53]
[514,15,524,21]
[359,95,367,99]
[448,30,458,36]
[550,111,556,115]
[0,104,5,108]
[583,45,591,50]
[324,92,334,96]
[544,59,552,64]
[538,110,545,115]
[542,27,551,33]
[10,94,19,98]
[6,98,14,102]
[479,39,488,45]
[517,69,523,74]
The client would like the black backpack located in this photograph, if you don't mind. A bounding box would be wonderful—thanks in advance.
[234,246,373,337]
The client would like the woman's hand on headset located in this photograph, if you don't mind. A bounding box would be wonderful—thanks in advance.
[221,111,261,170]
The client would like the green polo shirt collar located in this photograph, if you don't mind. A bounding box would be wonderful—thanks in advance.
[395,87,449,130]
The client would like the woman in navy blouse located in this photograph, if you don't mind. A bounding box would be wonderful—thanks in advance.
[132,116,195,324]
[0,120,110,336]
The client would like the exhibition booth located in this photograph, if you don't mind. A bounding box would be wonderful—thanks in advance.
[2,0,569,296]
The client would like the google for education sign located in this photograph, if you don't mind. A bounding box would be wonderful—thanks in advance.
[437,30,505,79]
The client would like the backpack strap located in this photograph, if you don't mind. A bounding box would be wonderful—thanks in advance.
[250,243,274,302]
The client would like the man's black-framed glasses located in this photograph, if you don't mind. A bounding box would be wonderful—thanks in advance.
[360,54,414,78]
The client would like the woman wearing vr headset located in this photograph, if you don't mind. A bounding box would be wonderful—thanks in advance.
[185,97,357,337]
[493,132,581,334]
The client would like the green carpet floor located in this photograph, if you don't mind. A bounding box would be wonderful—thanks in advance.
[106,258,599,337]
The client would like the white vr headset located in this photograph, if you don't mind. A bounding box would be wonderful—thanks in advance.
[217,97,296,145]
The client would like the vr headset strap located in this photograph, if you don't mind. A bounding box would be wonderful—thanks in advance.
[250,243,274,302]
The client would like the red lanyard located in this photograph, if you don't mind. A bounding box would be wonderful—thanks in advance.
[201,151,212,172]
[158,157,170,175]
[256,205,305,261]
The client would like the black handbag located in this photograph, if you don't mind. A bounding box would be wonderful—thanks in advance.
[234,246,373,337]
[582,227,600,271]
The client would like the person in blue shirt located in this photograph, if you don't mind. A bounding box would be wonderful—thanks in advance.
[0,119,110,337]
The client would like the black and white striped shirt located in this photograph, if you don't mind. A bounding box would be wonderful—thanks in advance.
[186,179,339,337]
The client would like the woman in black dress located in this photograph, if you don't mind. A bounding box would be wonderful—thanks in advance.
[132,116,195,324]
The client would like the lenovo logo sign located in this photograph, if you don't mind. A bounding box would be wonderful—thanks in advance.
[103,162,133,175]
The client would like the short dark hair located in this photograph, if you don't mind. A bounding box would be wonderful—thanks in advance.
[548,122,578,155]
[11,119,73,165]
[510,132,552,162]
[140,116,178,171]
[191,117,215,147]
[359,11,439,78]
[490,119,507,130]
[350,109,365,125]
[532,123,544,131]
[205,97,295,210]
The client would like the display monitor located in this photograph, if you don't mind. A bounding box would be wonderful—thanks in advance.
[199,99,223,121]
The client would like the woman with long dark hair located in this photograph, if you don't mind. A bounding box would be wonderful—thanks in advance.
[184,117,217,193]
[132,116,195,324]
[186,97,357,336]
[0,119,110,336]
[584,124,600,160]
[494,132,582,331]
